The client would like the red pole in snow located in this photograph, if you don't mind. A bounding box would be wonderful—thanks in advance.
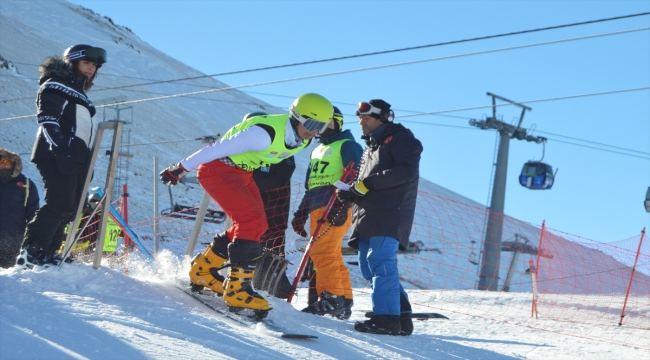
[122,184,133,248]
[618,228,646,326]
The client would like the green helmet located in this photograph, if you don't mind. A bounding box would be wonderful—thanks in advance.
[332,106,344,130]
[289,93,333,134]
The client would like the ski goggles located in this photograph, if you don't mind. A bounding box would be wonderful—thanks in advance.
[0,159,12,165]
[356,102,382,117]
[289,107,330,134]
[66,47,107,66]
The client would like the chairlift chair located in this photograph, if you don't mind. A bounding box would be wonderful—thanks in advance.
[161,183,226,224]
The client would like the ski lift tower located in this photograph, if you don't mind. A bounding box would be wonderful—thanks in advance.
[470,92,545,291]
[96,95,133,202]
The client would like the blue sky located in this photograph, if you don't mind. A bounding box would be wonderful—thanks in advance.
[66,0,650,243]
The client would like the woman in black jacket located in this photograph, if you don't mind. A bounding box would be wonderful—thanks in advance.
[17,45,107,269]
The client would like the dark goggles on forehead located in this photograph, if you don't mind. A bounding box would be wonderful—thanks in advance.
[289,108,330,134]
[67,47,107,65]
[356,102,382,116]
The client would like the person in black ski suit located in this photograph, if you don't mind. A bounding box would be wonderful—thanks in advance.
[337,99,422,336]
[0,149,40,268]
[17,44,107,269]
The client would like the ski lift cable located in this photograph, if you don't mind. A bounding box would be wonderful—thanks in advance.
[534,129,649,155]
[2,26,648,121]
[399,85,650,119]
[5,11,647,100]
[546,138,650,160]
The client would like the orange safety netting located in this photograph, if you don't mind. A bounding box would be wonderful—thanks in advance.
[80,184,649,349]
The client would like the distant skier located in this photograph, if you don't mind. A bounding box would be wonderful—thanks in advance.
[292,106,362,319]
[160,93,334,315]
[17,44,107,269]
[337,99,422,335]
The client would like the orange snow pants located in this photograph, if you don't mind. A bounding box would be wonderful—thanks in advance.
[309,207,353,299]
[197,160,267,242]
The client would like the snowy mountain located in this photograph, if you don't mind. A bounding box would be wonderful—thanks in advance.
[0,0,483,222]
[0,0,538,293]
[1,2,647,358]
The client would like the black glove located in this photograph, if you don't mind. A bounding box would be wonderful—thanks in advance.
[55,148,75,175]
[291,212,308,237]
[327,200,349,226]
[160,163,189,186]
[291,194,309,237]
[336,180,369,205]
[327,210,347,226]
[336,189,355,205]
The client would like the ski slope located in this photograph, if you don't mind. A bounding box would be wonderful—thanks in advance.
[1,256,646,359]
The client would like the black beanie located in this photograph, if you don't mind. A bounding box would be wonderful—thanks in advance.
[368,99,391,120]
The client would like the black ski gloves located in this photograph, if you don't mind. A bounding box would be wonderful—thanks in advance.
[291,212,308,238]
[291,195,309,237]
[160,163,189,186]
[327,200,349,226]
[336,180,369,205]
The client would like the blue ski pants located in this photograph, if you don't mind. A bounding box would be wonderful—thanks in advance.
[357,236,410,316]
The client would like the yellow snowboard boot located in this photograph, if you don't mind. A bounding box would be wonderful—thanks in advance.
[223,239,272,315]
[223,266,272,312]
[189,232,229,295]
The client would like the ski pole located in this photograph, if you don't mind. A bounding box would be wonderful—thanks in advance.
[287,161,356,303]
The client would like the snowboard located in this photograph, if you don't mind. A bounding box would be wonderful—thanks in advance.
[177,284,318,339]
[364,311,449,320]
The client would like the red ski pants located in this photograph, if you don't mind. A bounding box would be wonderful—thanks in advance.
[197,160,267,242]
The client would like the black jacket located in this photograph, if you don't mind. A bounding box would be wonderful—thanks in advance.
[252,157,296,193]
[31,56,96,165]
[348,122,423,250]
[0,149,40,247]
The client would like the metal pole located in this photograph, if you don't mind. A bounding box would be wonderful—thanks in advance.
[529,259,539,319]
[62,122,117,258]
[153,156,159,254]
[93,122,123,269]
[502,251,521,292]
[185,192,211,258]
[478,129,509,291]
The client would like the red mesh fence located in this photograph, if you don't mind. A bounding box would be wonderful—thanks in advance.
[76,184,649,349]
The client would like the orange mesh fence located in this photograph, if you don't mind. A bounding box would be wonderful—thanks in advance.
[533,228,649,347]
[74,185,649,349]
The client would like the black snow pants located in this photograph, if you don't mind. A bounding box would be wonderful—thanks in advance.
[23,160,89,255]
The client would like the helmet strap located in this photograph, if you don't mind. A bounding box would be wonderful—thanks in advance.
[288,117,305,141]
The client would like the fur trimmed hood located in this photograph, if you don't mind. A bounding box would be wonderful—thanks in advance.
[0,148,22,178]
[38,56,73,85]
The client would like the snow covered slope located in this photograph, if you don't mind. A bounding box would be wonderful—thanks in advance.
[0,0,483,225]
